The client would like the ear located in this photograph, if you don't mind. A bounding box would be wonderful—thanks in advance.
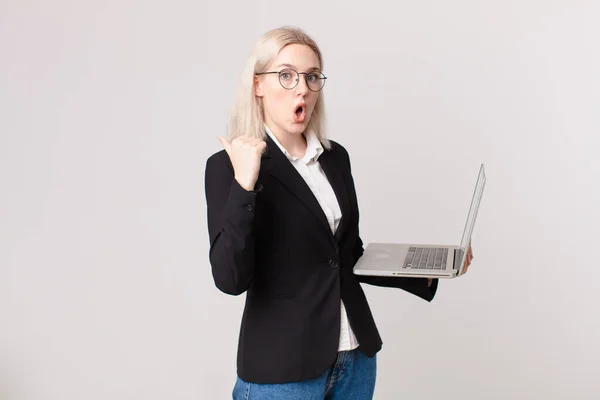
[254,75,264,97]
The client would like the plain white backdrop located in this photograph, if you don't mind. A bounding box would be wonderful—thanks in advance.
[1,1,598,399]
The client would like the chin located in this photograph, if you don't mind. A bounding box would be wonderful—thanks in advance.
[289,122,309,134]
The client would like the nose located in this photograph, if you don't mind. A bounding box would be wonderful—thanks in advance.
[295,74,309,95]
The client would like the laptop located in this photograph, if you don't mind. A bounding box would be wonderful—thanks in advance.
[353,163,486,279]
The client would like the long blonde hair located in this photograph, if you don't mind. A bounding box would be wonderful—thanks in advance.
[226,26,330,150]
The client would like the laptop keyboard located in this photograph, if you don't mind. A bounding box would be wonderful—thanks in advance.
[403,247,448,270]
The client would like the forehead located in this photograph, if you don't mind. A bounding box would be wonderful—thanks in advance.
[271,44,321,71]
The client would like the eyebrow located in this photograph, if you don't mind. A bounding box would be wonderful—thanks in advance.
[276,63,321,72]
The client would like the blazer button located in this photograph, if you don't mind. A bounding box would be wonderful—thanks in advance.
[329,259,339,269]
[245,204,254,212]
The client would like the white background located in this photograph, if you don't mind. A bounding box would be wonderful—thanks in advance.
[1,1,598,399]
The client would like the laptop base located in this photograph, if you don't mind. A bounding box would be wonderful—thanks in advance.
[353,243,460,279]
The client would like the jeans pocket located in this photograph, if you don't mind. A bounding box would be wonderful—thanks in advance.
[232,376,250,400]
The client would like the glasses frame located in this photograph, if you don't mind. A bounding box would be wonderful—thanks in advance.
[255,68,327,92]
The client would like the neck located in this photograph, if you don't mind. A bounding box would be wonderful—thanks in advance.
[267,125,307,158]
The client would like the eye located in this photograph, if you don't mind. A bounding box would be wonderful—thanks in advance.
[280,71,293,80]
[307,73,320,82]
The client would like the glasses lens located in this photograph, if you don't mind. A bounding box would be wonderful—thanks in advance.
[306,72,326,92]
[279,69,298,89]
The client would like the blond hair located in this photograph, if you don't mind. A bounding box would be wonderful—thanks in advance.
[226,26,330,150]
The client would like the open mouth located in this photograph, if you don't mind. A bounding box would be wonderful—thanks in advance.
[294,105,306,122]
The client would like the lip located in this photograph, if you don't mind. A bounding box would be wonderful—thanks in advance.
[293,102,307,123]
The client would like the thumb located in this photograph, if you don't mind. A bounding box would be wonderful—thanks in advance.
[217,136,231,155]
[257,140,267,154]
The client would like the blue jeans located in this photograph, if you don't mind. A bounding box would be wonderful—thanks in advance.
[232,348,377,400]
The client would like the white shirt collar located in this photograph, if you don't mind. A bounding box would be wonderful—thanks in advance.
[265,125,324,164]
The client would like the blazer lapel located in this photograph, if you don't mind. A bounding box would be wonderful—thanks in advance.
[261,137,331,234]
[318,149,351,241]
[261,137,352,241]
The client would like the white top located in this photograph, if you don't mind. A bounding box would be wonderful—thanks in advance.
[265,126,360,352]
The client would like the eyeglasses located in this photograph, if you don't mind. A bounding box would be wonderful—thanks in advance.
[255,68,327,92]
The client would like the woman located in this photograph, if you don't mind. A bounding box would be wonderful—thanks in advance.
[205,26,473,400]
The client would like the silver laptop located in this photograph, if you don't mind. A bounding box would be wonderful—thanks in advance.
[353,163,486,279]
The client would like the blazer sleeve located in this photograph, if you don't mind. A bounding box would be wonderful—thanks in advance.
[340,145,439,302]
[205,152,259,295]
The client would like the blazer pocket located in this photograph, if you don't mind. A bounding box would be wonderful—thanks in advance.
[269,292,296,300]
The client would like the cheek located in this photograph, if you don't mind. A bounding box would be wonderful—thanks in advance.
[308,94,319,113]
[266,88,291,116]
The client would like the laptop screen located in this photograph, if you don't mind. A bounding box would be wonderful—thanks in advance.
[456,164,486,274]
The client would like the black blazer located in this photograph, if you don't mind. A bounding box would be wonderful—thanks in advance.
[204,136,438,384]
